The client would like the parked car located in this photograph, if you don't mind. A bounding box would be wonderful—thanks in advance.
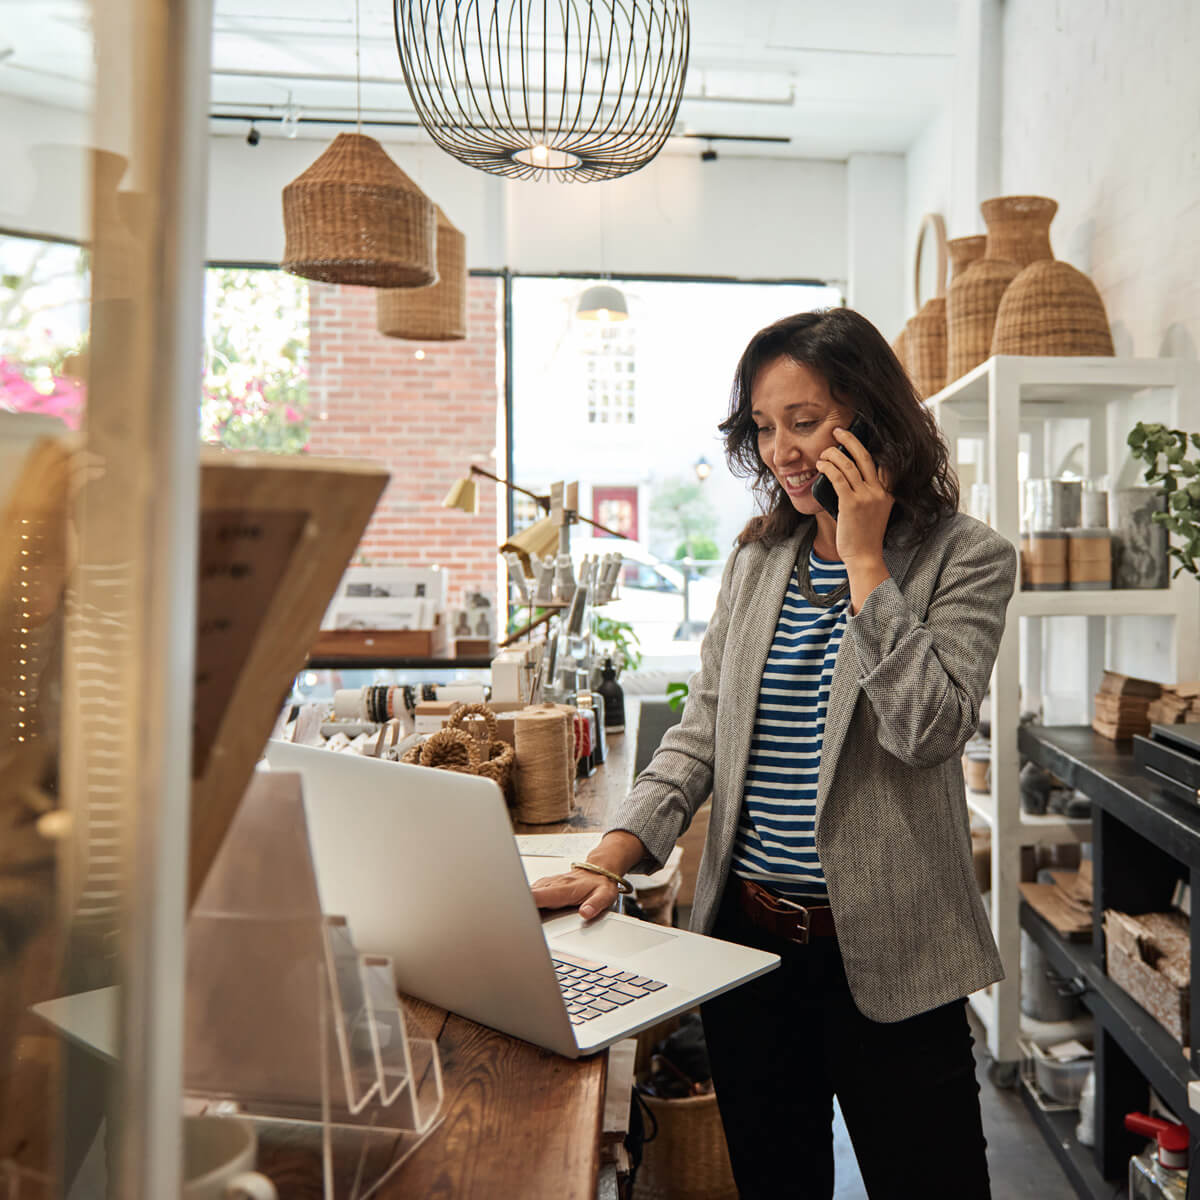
[569,536,722,650]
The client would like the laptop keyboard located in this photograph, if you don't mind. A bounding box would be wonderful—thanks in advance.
[551,951,668,1026]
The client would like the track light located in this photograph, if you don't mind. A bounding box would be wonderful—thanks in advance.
[246,123,261,147]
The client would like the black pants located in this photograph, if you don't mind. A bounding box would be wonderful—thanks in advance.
[701,885,991,1200]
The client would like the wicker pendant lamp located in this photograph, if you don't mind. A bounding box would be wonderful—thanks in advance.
[377,206,466,340]
[281,132,437,288]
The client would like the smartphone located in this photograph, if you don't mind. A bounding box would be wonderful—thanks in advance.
[810,413,877,519]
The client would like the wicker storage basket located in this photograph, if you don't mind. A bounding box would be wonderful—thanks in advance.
[978,196,1057,267]
[633,1090,738,1200]
[282,132,437,287]
[991,259,1115,357]
[377,205,467,341]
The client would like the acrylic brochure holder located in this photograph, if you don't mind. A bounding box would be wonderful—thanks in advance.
[183,771,442,1199]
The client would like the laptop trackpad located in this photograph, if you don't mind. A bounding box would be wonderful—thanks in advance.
[551,919,678,960]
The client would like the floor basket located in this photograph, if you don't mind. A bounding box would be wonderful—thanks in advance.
[633,1090,738,1200]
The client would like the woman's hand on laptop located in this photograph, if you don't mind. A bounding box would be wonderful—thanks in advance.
[530,831,649,920]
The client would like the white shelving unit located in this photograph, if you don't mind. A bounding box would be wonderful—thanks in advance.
[927,355,1200,1071]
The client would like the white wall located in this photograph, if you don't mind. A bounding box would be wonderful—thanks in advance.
[846,152,906,339]
[1001,0,1200,359]
[904,108,952,320]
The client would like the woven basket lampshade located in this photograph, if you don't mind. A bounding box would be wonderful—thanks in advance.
[992,260,1115,356]
[377,206,466,341]
[281,132,437,287]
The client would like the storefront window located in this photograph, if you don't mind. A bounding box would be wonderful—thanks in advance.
[510,275,841,665]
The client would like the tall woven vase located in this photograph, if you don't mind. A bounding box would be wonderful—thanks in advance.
[947,197,1055,380]
[991,203,1115,356]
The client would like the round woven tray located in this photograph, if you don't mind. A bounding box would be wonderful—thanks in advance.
[282,132,437,288]
[991,259,1115,357]
[377,205,467,341]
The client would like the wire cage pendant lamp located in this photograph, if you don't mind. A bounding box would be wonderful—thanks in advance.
[393,0,691,183]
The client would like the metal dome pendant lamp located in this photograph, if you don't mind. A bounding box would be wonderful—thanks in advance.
[393,0,691,183]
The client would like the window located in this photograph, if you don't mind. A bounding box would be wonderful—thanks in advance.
[511,275,841,664]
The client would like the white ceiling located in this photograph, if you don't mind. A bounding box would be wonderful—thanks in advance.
[0,0,957,159]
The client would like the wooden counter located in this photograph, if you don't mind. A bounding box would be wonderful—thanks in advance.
[375,700,642,1198]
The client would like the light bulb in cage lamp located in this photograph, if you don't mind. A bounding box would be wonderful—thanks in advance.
[577,285,629,323]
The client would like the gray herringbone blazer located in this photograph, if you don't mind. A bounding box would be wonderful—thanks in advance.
[607,511,1017,1024]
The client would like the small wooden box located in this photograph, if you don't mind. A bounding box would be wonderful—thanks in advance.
[1104,909,1190,1045]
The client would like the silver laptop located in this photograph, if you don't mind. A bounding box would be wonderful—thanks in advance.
[265,739,779,1059]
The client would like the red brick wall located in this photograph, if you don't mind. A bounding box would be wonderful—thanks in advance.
[306,275,504,610]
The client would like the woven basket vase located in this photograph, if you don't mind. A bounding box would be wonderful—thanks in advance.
[282,132,437,288]
[946,198,1057,380]
[992,259,1115,357]
[632,1091,738,1200]
[377,206,467,341]
[907,298,947,399]
[980,195,1057,267]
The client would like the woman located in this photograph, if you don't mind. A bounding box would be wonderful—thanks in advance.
[533,308,1015,1199]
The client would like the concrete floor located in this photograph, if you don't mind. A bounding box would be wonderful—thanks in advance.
[831,1008,1079,1199]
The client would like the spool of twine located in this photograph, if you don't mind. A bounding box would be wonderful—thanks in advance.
[550,704,580,797]
[513,708,572,824]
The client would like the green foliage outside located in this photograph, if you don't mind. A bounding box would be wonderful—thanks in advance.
[201,268,311,453]
[674,535,720,562]
[592,613,642,675]
[1128,421,1200,578]
[650,476,719,561]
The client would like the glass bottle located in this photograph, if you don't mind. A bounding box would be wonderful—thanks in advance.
[597,658,625,733]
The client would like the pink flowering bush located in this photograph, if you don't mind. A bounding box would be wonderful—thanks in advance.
[0,355,85,430]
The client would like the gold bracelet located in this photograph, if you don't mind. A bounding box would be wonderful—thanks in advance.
[571,860,635,895]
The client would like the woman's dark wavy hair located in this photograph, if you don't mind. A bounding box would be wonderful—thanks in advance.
[719,307,959,547]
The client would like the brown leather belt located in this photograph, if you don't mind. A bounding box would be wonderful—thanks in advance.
[735,876,836,944]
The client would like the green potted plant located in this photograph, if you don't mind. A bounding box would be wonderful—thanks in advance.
[1127,422,1200,578]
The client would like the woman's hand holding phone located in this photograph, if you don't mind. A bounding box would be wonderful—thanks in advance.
[815,423,894,571]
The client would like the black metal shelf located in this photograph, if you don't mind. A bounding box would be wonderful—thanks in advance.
[1018,724,1200,867]
[1017,1081,1115,1200]
[1021,901,1197,1130]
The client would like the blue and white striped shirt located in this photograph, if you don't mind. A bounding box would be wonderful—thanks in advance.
[730,550,849,901]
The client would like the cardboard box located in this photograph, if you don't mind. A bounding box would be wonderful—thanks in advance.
[1104,909,1190,1045]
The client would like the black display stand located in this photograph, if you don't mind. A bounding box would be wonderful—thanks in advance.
[1017,723,1200,1196]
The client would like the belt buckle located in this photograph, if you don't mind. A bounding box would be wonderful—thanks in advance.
[789,906,811,945]
[767,892,811,945]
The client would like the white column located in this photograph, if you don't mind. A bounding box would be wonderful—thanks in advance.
[845,152,906,340]
[951,0,1004,233]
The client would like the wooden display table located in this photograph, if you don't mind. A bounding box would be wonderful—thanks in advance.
[373,700,644,1198]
